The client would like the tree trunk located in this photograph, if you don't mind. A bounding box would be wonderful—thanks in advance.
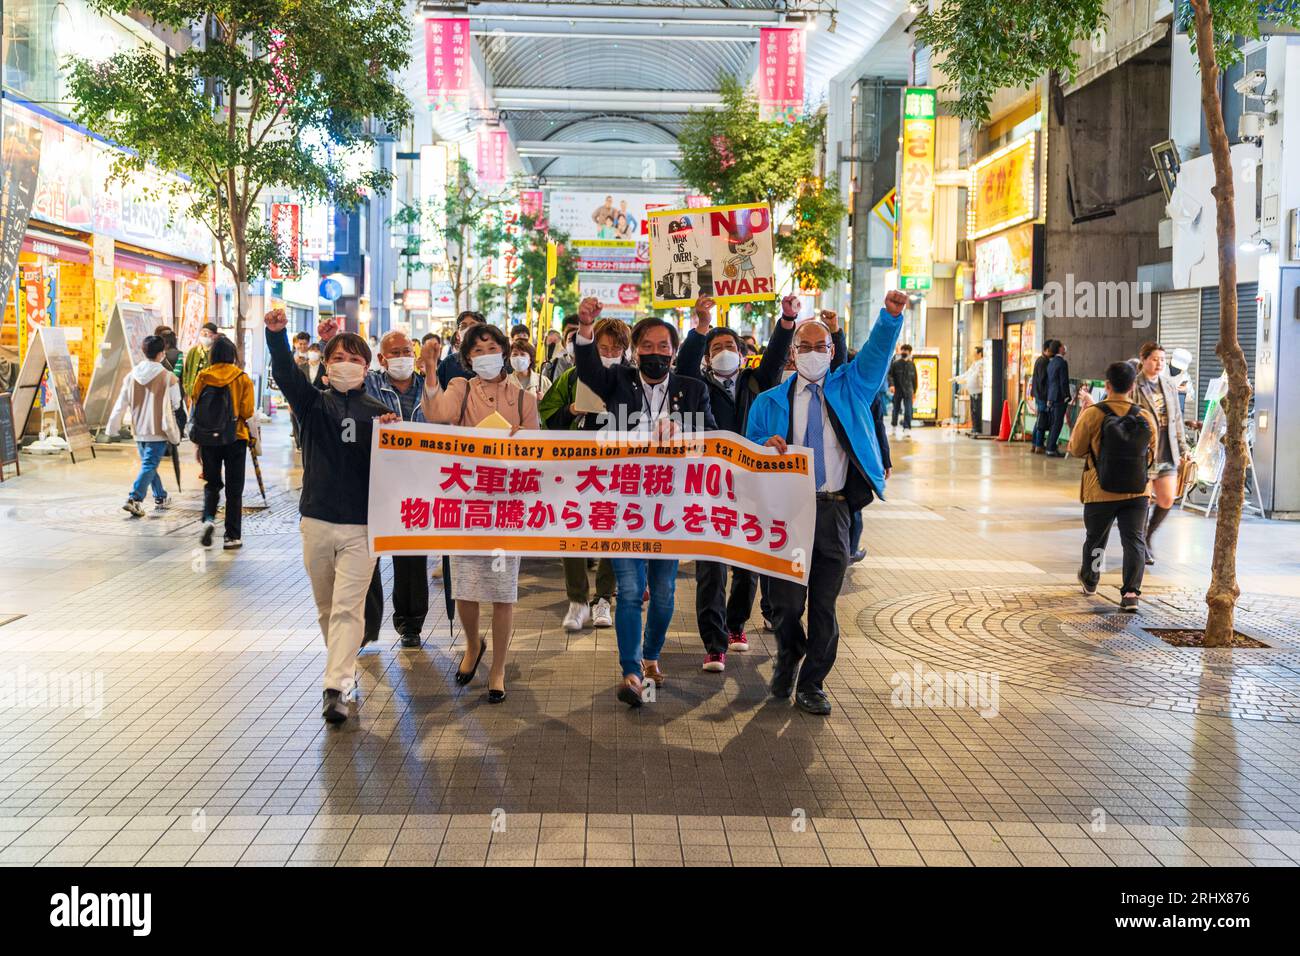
[1190,0,1252,647]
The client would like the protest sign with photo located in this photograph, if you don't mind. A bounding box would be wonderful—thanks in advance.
[369,423,815,583]
[548,191,675,241]
[647,202,776,307]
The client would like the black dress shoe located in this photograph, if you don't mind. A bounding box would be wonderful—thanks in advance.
[794,688,832,716]
[400,632,422,648]
[1145,547,1155,566]
[850,549,867,564]
[322,689,349,724]
[487,688,507,704]
[1044,450,1065,458]
[454,640,486,686]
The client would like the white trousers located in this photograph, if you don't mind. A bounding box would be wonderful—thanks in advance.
[300,517,376,692]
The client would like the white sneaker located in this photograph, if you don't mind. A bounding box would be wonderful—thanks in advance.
[154,494,171,511]
[903,428,912,439]
[562,601,591,632]
[123,499,144,517]
[591,598,613,628]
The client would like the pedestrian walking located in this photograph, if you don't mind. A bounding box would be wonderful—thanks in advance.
[888,343,917,437]
[107,334,182,517]
[190,335,255,549]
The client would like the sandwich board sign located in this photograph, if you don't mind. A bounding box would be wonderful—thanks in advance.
[83,301,163,431]
[12,325,94,462]
[0,392,19,480]
[647,202,776,309]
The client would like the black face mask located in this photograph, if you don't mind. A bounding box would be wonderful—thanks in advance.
[638,354,671,382]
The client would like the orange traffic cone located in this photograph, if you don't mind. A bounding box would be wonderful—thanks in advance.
[996,400,1012,441]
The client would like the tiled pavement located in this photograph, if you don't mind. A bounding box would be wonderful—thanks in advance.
[2,421,1299,866]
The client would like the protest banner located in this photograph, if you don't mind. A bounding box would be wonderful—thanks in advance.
[647,202,776,308]
[369,423,815,583]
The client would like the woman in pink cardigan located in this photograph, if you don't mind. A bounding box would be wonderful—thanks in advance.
[420,323,540,704]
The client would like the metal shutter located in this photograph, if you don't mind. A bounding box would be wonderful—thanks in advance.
[1157,290,1200,418]
[1199,282,1258,417]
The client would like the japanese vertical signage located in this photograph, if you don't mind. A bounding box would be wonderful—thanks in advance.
[419,143,450,265]
[757,27,805,122]
[898,87,937,292]
[269,202,301,280]
[519,189,544,222]
[0,101,44,316]
[476,128,509,186]
[425,17,470,109]
[969,134,1036,238]
[369,424,816,584]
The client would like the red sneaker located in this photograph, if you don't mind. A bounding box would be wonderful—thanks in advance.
[727,631,749,652]
[702,653,726,673]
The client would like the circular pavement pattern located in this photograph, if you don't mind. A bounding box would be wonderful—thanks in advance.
[0,488,303,537]
[859,587,1300,721]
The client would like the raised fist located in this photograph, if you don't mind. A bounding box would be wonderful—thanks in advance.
[577,296,602,325]
[264,309,288,333]
[819,309,840,333]
[317,317,339,342]
[419,338,442,375]
[693,295,714,332]
[781,294,801,319]
[884,290,908,317]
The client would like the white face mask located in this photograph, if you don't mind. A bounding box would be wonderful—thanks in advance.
[200,335,215,348]
[328,361,366,392]
[471,353,504,379]
[307,351,321,365]
[385,356,415,380]
[510,355,532,373]
[795,350,831,382]
[710,350,741,376]
[600,354,622,369]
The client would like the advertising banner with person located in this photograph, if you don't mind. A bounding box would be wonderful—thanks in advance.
[369,424,815,583]
[549,191,673,241]
[647,202,775,307]
[0,101,44,315]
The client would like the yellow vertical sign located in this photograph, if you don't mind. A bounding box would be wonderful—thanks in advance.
[540,241,558,333]
[898,87,936,292]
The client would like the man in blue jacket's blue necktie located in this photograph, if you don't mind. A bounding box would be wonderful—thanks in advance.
[746,290,907,715]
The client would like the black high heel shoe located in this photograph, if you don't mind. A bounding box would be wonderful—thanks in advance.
[487,687,507,704]
[454,640,486,686]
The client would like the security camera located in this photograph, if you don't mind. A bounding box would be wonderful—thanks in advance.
[1234,69,1267,96]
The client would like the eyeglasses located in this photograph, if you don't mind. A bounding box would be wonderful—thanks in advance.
[793,343,831,354]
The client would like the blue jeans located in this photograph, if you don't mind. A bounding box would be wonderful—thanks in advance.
[130,440,169,502]
[611,557,678,678]
[1031,399,1049,448]
[849,509,864,554]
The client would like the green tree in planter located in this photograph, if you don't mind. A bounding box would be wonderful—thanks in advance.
[916,0,1300,646]
[65,0,412,352]
[678,74,848,297]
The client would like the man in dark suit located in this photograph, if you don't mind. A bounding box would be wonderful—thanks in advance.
[573,297,716,708]
[675,292,796,670]
[746,290,906,715]
[1029,339,1055,453]
[1044,341,1071,458]
[436,310,482,388]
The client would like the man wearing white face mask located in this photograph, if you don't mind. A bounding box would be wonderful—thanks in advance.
[746,290,907,716]
[363,330,429,648]
[675,292,797,670]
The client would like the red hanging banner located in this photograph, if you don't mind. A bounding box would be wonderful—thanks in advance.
[269,202,301,280]
[425,17,471,109]
[757,27,805,123]
[476,128,509,186]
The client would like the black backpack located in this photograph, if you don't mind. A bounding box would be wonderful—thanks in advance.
[1093,403,1151,493]
[191,384,238,446]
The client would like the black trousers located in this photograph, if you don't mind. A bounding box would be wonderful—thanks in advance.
[200,440,247,539]
[1046,401,1069,451]
[365,555,430,638]
[767,497,851,693]
[1080,497,1149,595]
[695,561,759,654]
[891,392,914,428]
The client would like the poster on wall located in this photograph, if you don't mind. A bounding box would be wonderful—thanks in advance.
[177,280,208,350]
[0,102,44,316]
[647,202,775,307]
[912,351,940,423]
[974,222,1040,300]
[898,87,937,292]
[18,265,58,362]
[548,191,679,241]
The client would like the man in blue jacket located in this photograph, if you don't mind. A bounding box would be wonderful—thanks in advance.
[363,330,429,649]
[746,290,906,715]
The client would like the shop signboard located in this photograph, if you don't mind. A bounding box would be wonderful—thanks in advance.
[549,191,674,242]
[301,203,333,260]
[571,238,648,273]
[757,27,805,122]
[0,392,18,479]
[425,16,471,109]
[418,143,450,265]
[0,101,44,315]
[92,232,115,282]
[872,188,897,233]
[476,128,509,186]
[577,275,641,321]
[647,202,775,308]
[12,325,93,461]
[83,301,163,430]
[403,288,432,310]
[912,350,940,423]
[898,87,937,292]
[519,190,544,221]
[974,222,1041,301]
[969,134,1037,239]
[178,280,207,350]
[270,202,302,280]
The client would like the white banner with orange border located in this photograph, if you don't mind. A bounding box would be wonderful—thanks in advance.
[368,424,815,584]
